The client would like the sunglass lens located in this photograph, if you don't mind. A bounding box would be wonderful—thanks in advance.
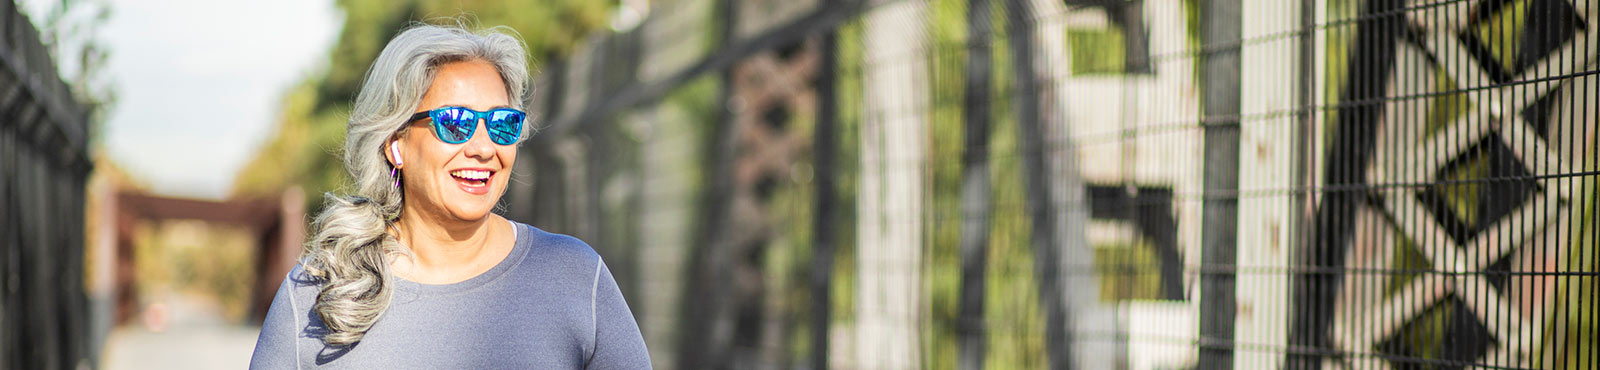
[432,108,474,144]
[487,110,524,145]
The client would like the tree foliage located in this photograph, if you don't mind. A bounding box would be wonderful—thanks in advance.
[27,0,116,132]
[231,0,613,206]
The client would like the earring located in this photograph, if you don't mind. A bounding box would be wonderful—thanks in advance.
[391,167,400,189]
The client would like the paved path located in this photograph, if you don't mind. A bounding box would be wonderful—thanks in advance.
[101,293,261,370]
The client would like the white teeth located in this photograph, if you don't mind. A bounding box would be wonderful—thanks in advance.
[450,169,491,180]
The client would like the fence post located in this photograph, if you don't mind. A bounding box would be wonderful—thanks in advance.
[677,0,741,367]
[958,0,994,368]
[810,30,839,370]
[1005,0,1107,368]
[1198,0,1241,368]
[1002,1,1067,367]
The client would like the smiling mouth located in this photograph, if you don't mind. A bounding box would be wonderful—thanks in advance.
[449,169,493,191]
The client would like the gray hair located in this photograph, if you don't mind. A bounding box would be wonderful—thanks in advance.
[300,22,529,347]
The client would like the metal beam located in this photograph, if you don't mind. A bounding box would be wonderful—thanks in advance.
[1198,0,1242,368]
[1004,0,1094,367]
[677,0,742,367]
[530,0,865,142]
[810,29,839,370]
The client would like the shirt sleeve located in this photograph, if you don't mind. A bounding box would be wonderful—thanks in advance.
[250,268,301,369]
[586,260,652,369]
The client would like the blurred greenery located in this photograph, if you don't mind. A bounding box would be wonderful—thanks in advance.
[24,0,117,138]
[131,220,259,321]
[925,0,972,368]
[983,23,1051,368]
[1094,242,1164,302]
[231,0,614,204]
[1067,27,1126,75]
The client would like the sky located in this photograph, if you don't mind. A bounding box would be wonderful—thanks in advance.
[26,0,342,200]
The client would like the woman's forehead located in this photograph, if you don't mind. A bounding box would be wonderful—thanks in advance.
[420,61,509,110]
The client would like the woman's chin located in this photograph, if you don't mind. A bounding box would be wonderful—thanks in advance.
[445,204,494,222]
[435,195,494,221]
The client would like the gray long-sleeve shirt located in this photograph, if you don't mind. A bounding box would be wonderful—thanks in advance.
[249,221,651,369]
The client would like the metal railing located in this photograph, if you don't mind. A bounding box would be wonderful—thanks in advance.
[0,1,94,369]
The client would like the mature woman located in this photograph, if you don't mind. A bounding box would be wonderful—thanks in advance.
[250,24,650,369]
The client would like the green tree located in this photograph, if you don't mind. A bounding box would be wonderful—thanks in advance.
[232,0,612,207]
[27,0,116,135]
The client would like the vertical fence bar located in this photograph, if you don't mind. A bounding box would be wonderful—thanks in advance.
[810,29,839,370]
[1286,0,1317,364]
[0,110,9,369]
[675,0,736,366]
[692,55,735,370]
[1005,0,1101,368]
[1198,0,1241,368]
[677,0,740,367]
[958,0,994,368]
[676,55,738,370]
[1003,0,1071,365]
[1282,0,1317,367]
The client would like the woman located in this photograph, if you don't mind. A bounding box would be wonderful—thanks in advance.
[250,24,651,369]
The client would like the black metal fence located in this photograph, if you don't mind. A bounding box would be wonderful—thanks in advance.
[501,0,1598,369]
[0,1,94,369]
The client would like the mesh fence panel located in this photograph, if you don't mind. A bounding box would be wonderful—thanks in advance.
[507,0,1598,369]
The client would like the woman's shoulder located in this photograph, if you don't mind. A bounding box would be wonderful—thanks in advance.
[504,221,610,292]
[511,220,602,265]
[262,262,330,342]
[278,263,328,302]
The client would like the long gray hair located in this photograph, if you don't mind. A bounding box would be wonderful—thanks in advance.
[301,22,529,347]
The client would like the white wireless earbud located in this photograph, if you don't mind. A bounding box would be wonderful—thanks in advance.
[391,141,404,167]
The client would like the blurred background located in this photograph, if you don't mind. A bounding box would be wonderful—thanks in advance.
[1,0,1595,369]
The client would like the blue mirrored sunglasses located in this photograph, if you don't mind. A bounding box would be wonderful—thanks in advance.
[409,106,526,145]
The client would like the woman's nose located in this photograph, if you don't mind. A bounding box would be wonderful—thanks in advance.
[462,120,497,159]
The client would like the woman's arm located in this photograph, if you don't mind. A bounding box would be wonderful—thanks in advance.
[586,260,651,369]
[250,269,301,369]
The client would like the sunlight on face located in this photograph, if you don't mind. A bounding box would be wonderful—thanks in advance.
[395,60,517,223]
